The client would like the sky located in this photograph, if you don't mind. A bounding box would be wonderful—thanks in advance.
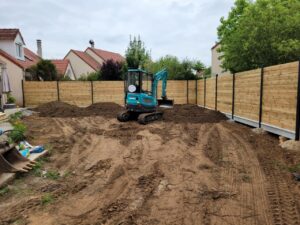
[0,0,234,66]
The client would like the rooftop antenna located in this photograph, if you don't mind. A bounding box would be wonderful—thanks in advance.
[89,39,95,48]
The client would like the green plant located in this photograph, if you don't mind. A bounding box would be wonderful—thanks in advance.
[45,170,60,180]
[9,112,23,124]
[0,186,9,196]
[125,35,151,69]
[28,59,58,81]
[8,123,26,143]
[100,60,123,80]
[7,93,16,104]
[60,76,72,81]
[78,72,100,81]
[217,0,300,72]
[288,164,300,173]
[41,193,54,205]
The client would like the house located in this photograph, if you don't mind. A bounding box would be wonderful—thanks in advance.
[51,59,75,80]
[64,42,125,78]
[211,42,224,76]
[0,29,28,105]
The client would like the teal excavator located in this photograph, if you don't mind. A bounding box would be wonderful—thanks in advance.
[117,69,173,124]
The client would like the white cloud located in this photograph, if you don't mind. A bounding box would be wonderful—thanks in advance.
[0,0,234,65]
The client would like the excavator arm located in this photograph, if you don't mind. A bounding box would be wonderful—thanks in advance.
[152,69,168,99]
[152,69,173,107]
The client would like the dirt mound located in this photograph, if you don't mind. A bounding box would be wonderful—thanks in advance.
[163,104,228,123]
[34,101,123,118]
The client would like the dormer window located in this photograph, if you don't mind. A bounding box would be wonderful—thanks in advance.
[16,43,22,58]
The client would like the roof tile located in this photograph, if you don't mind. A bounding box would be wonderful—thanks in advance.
[71,50,100,70]
[86,47,124,63]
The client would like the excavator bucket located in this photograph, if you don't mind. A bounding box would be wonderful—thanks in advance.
[0,142,35,173]
[157,98,174,108]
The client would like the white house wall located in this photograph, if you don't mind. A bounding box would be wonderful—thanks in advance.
[0,55,24,106]
[211,45,223,76]
[65,51,96,78]
[0,40,15,58]
[65,63,76,80]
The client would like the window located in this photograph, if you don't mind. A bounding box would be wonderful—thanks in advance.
[16,43,22,58]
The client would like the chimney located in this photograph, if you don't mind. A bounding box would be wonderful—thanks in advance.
[89,39,95,48]
[37,39,42,58]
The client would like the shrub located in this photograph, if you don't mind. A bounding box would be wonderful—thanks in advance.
[28,59,58,81]
[78,72,100,81]
[6,93,16,104]
[8,123,26,143]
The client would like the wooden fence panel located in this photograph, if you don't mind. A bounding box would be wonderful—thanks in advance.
[205,78,216,109]
[188,80,197,104]
[234,69,261,121]
[262,62,298,131]
[197,80,204,106]
[217,74,233,114]
[158,80,187,104]
[59,81,92,107]
[93,81,124,105]
[24,81,57,107]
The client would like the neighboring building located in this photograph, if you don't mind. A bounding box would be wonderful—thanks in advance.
[51,59,76,80]
[65,42,125,78]
[64,50,100,78]
[211,42,224,76]
[0,29,28,105]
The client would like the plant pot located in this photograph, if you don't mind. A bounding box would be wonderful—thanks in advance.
[3,103,16,109]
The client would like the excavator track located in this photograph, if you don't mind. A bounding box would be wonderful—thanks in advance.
[117,110,131,122]
[137,111,163,124]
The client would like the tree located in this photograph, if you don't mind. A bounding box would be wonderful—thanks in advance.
[125,36,151,69]
[145,56,201,80]
[217,0,300,72]
[100,59,123,80]
[27,59,58,81]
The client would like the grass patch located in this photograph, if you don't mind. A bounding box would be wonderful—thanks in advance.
[45,170,60,180]
[41,193,54,205]
[288,164,300,173]
[0,186,9,196]
[31,157,49,177]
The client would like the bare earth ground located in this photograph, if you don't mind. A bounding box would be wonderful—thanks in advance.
[1,102,300,225]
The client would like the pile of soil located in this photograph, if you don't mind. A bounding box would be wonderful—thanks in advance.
[34,101,123,118]
[163,104,228,123]
[35,102,228,124]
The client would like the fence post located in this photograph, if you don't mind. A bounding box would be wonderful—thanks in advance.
[21,80,25,107]
[195,80,198,105]
[232,73,235,120]
[57,81,60,101]
[215,74,218,110]
[204,77,206,108]
[186,80,189,104]
[91,81,94,104]
[259,67,264,128]
[295,60,300,140]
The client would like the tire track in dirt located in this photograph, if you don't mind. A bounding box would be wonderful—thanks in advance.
[216,123,273,225]
[221,122,300,225]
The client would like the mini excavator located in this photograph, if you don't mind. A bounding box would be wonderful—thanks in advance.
[117,69,173,124]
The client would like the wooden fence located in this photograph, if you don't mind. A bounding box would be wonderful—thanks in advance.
[197,61,300,140]
[22,61,300,139]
